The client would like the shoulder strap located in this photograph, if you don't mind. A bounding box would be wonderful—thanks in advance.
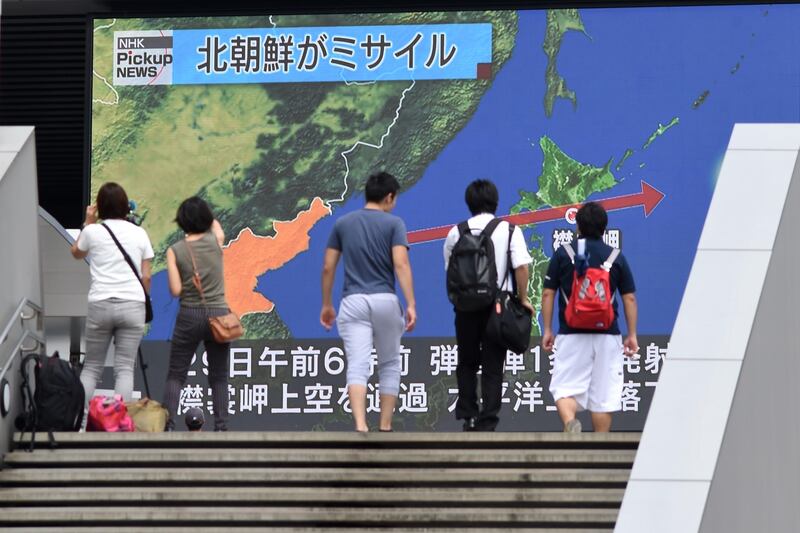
[602,248,621,272]
[457,221,470,237]
[560,243,577,306]
[185,240,208,307]
[504,223,517,294]
[482,217,503,238]
[562,242,576,264]
[101,224,148,298]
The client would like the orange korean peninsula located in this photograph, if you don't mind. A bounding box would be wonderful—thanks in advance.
[223,197,331,317]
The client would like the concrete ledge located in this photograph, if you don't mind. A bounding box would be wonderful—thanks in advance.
[3,524,613,533]
[0,506,620,525]
[3,448,636,467]
[0,486,625,504]
[13,431,641,446]
[0,467,633,485]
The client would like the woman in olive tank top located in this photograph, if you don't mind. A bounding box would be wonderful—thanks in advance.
[163,197,231,431]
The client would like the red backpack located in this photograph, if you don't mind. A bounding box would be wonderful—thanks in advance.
[562,242,620,331]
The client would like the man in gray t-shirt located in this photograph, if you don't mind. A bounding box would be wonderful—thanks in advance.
[321,172,417,433]
[327,207,408,297]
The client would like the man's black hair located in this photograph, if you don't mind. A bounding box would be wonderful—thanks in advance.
[365,171,401,203]
[576,201,608,239]
[464,179,499,215]
[175,196,214,234]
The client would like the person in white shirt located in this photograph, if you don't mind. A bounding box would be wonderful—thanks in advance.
[71,182,154,407]
[443,179,533,431]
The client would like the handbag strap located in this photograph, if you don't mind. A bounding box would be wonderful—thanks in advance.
[503,223,518,295]
[101,223,148,299]
[185,239,208,308]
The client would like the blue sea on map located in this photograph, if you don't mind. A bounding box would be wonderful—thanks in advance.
[146,5,800,341]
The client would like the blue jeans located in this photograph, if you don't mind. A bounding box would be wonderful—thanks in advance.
[81,298,145,406]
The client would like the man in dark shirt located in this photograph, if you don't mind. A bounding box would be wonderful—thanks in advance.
[541,202,639,433]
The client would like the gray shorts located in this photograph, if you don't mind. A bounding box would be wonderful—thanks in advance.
[336,293,405,396]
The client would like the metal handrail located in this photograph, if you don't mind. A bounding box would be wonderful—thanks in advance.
[0,299,42,346]
[0,329,45,384]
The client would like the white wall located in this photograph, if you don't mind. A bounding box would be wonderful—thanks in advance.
[616,124,800,533]
[0,127,44,460]
[0,128,42,325]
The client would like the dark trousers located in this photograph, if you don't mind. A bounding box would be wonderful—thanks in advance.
[454,307,506,430]
[163,306,231,430]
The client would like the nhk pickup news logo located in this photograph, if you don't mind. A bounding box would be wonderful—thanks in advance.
[113,31,173,86]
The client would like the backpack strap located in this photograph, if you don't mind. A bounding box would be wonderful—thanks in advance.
[602,248,621,272]
[505,223,517,294]
[18,354,40,452]
[562,243,576,264]
[481,217,503,238]
[457,221,471,237]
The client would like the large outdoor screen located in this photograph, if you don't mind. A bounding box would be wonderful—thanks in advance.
[90,5,793,430]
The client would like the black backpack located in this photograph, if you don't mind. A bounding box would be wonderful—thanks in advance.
[446,218,502,311]
[16,352,84,449]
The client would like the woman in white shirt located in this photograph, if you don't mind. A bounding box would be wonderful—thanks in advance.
[71,182,154,405]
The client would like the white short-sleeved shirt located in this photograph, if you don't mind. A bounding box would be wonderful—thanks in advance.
[443,213,533,290]
[77,219,155,302]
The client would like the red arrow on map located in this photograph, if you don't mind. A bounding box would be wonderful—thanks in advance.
[407,180,665,245]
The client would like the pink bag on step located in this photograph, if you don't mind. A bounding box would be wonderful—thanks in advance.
[87,395,134,432]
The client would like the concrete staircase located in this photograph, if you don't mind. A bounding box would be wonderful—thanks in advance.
[0,431,638,532]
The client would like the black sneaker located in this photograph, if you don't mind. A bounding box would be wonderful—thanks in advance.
[462,417,478,432]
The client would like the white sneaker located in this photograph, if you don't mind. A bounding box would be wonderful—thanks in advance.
[564,419,582,434]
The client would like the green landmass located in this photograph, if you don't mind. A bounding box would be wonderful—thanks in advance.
[542,9,588,118]
[92,12,519,334]
[642,117,679,149]
[615,148,634,171]
[510,136,620,335]
[692,90,710,109]
[241,311,291,340]
[525,234,551,337]
[520,136,617,208]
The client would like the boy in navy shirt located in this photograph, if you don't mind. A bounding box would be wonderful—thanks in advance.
[541,202,639,433]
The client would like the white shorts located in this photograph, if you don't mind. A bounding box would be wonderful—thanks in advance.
[549,334,624,413]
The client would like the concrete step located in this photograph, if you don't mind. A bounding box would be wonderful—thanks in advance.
[3,524,613,533]
[2,448,636,467]
[1,431,637,529]
[13,431,640,449]
[0,466,632,487]
[0,486,625,506]
[0,506,620,527]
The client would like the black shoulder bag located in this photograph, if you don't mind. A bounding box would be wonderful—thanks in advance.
[101,223,154,323]
[485,223,533,354]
